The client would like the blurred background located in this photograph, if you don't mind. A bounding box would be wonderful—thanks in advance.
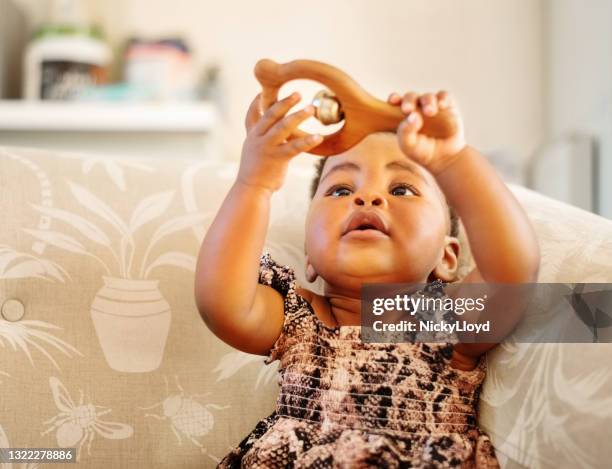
[0,0,610,218]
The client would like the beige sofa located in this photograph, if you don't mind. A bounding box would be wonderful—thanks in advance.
[1,145,611,469]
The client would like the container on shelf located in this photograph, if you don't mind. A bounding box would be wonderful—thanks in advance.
[23,0,112,103]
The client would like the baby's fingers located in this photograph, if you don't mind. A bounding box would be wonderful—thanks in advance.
[267,105,316,144]
[255,92,301,136]
[397,111,423,147]
[419,93,438,116]
[436,90,457,110]
[245,94,262,132]
[276,133,323,158]
[388,92,402,105]
[401,92,419,114]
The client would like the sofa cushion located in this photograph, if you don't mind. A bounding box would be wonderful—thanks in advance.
[0,146,280,467]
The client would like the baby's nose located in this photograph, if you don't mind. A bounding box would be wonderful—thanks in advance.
[354,193,385,206]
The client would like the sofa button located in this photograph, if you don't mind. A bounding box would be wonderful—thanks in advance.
[1,299,25,322]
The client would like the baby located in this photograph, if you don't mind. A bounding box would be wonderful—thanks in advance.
[195,89,540,468]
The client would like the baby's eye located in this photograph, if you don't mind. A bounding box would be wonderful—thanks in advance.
[390,184,418,197]
[327,185,353,197]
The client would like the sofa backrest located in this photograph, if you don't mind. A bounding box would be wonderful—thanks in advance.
[1,146,611,468]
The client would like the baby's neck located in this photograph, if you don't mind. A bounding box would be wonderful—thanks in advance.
[319,275,431,327]
[323,286,362,327]
[327,297,362,327]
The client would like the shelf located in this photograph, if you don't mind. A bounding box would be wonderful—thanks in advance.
[0,100,218,132]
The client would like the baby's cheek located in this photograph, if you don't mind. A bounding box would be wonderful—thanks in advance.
[395,216,447,261]
[305,209,341,244]
[304,220,336,265]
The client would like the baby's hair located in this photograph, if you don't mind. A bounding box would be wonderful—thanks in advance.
[309,143,460,238]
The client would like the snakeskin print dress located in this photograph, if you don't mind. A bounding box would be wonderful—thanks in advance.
[217,254,500,468]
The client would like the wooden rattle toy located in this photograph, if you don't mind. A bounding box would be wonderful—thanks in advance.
[254,58,458,156]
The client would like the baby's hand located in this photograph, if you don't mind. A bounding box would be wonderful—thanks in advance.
[388,90,466,175]
[237,92,323,192]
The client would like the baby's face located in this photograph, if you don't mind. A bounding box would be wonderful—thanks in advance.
[305,132,451,290]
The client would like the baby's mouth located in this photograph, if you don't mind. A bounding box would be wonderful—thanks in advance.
[342,211,390,239]
[355,224,378,230]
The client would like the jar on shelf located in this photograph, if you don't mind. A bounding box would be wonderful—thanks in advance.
[23,24,111,100]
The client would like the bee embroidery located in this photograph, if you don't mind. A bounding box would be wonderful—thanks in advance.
[41,376,133,462]
[139,375,229,460]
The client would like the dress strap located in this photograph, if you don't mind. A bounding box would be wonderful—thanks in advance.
[258,252,303,315]
[259,253,311,365]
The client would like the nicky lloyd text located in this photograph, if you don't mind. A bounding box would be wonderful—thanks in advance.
[372,320,491,334]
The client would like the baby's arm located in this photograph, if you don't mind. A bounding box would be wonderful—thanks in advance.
[389,91,540,362]
[434,145,540,284]
[389,90,540,283]
[194,93,322,355]
[434,144,540,361]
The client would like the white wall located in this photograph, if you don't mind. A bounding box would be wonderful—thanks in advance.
[543,0,612,217]
[87,0,545,165]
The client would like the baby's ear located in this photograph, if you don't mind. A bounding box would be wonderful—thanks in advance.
[304,255,319,283]
[431,236,460,282]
